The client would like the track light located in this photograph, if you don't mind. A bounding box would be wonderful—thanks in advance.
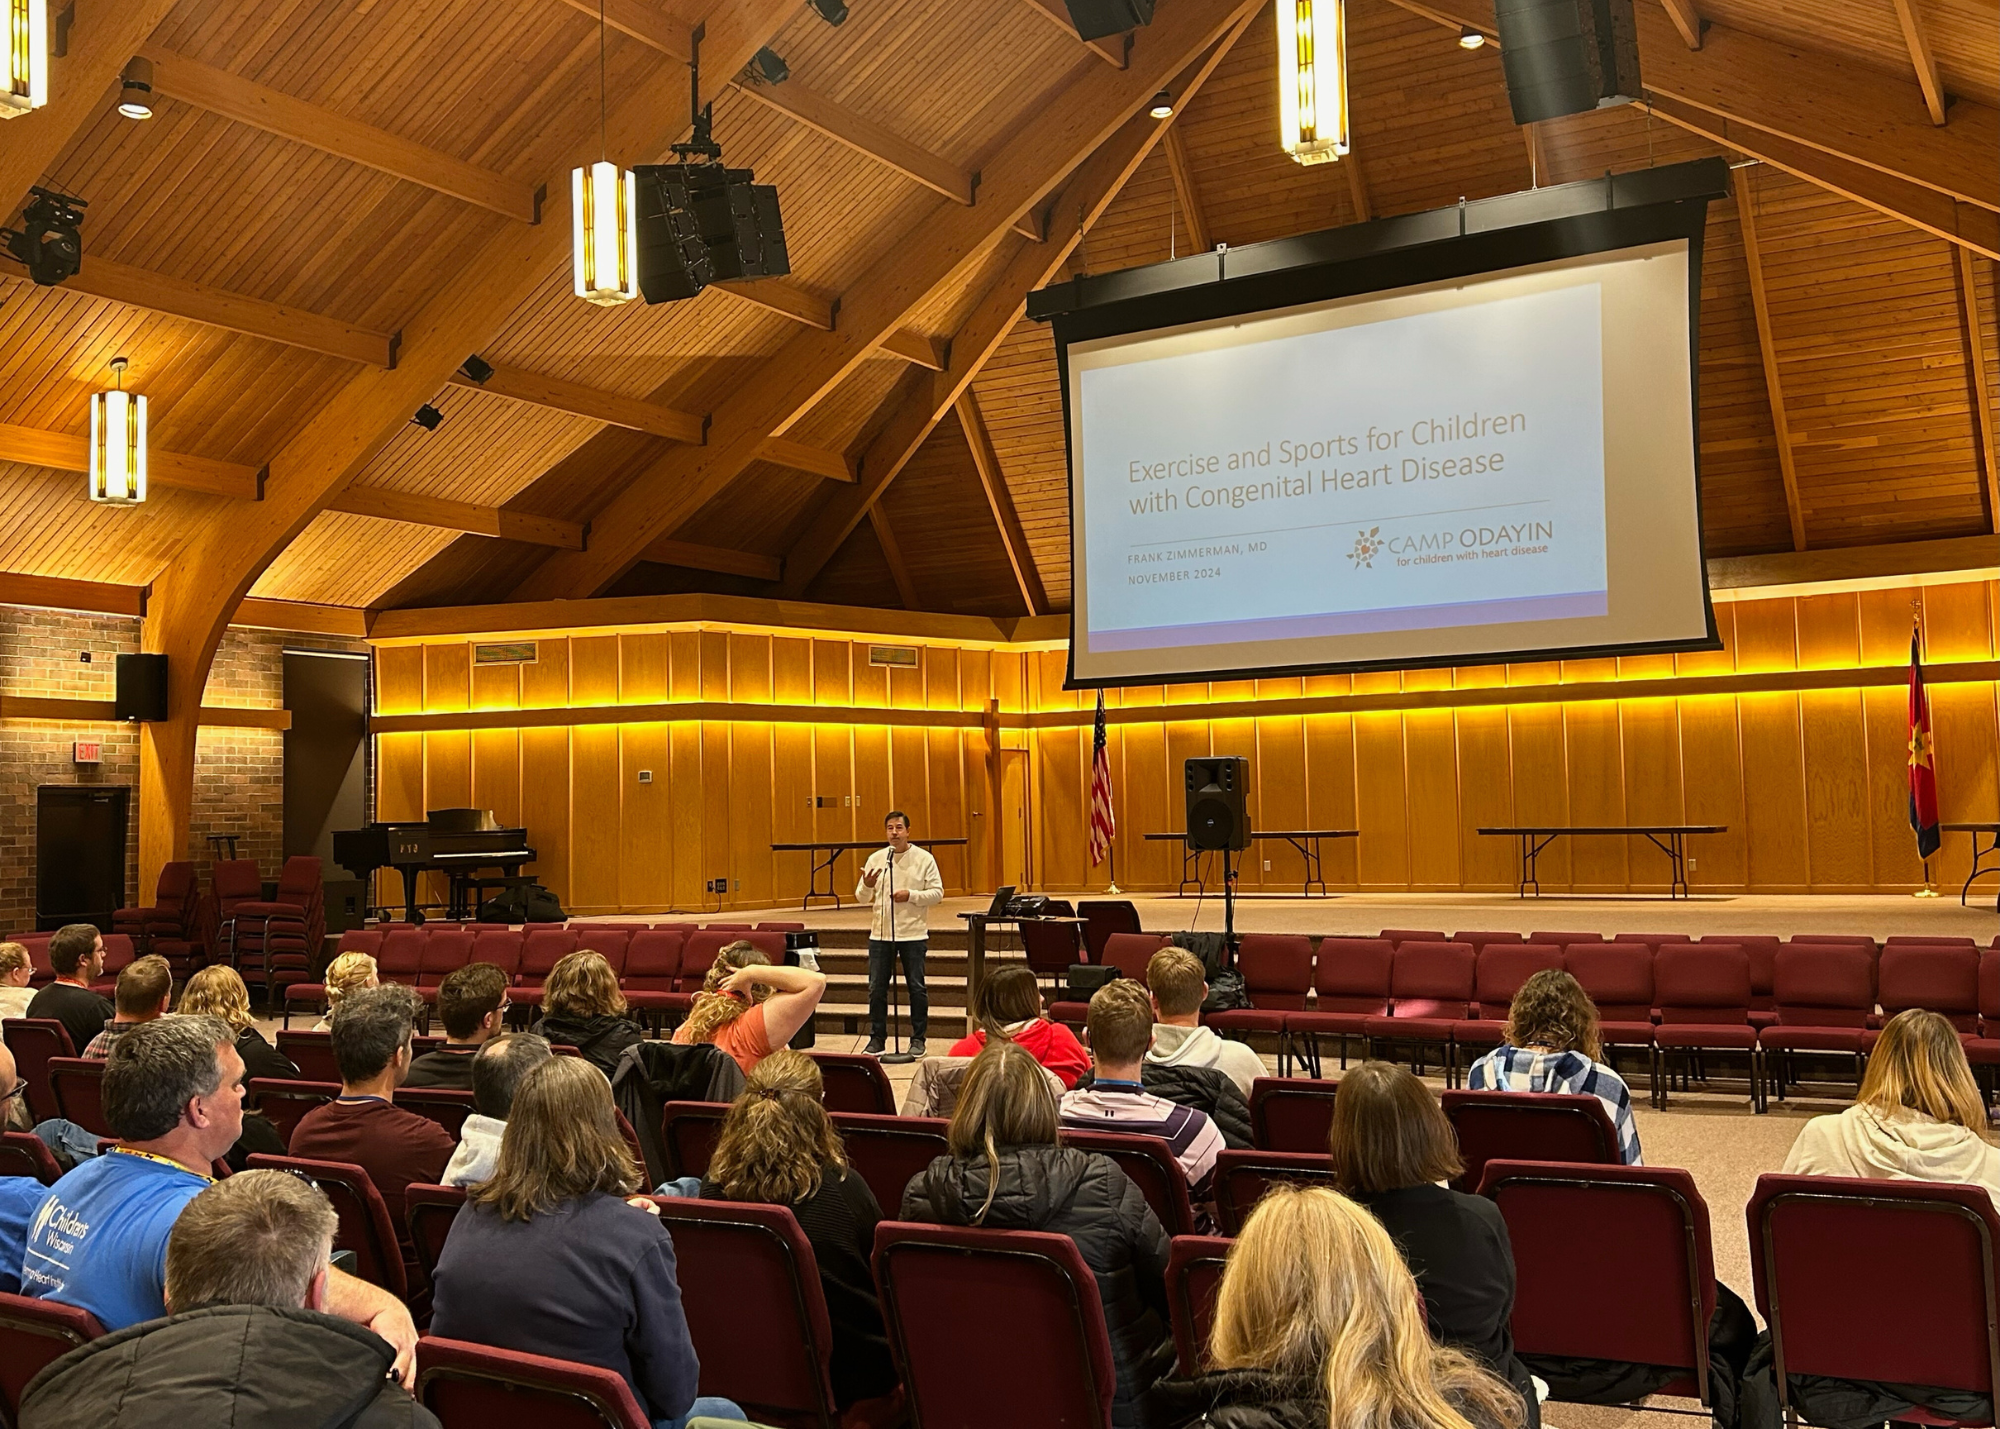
[410,404,443,432]
[117,56,153,118]
[1457,25,1485,48]
[1,0,48,120]
[751,47,789,84]
[90,357,146,505]
[2,186,85,285]
[808,0,847,24]
[1149,89,1174,118]
[459,354,495,383]
[1275,0,1348,166]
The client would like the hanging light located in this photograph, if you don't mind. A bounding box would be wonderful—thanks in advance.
[1457,25,1486,48]
[1,0,49,120]
[1149,89,1174,119]
[571,0,638,305]
[118,56,154,118]
[89,357,146,505]
[1275,0,1347,166]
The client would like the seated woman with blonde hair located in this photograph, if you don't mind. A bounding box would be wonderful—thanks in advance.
[1785,1007,2000,1202]
[311,950,378,1032]
[180,963,300,1083]
[670,940,826,1076]
[1147,1183,1525,1429]
[944,963,1090,1089]
[532,949,647,1074]
[702,1049,898,1412]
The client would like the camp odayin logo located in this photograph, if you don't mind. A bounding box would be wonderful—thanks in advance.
[1349,527,1383,568]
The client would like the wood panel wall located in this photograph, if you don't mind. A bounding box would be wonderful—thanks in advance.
[373,579,2000,911]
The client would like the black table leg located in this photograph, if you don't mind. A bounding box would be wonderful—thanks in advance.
[802,846,845,909]
[1179,843,1202,896]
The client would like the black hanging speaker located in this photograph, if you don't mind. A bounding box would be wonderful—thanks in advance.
[1063,0,1152,42]
[115,652,168,722]
[1185,756,1250,851]
[1494,0,1641,125]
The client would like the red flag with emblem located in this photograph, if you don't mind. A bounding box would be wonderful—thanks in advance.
[1909,630,1941,860]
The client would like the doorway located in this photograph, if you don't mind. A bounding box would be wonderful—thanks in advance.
[285,649,370,932]
[1000,749,1032,890]
[37,785,129,930]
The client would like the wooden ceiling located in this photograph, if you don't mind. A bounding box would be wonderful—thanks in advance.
[1,0,1994,625]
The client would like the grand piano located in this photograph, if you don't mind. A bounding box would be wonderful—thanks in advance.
[333,808,535,924]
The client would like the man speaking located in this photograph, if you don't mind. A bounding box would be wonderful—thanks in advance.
[857,810,943,1058]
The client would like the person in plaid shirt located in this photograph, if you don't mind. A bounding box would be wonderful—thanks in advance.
[82,956,174,1061]
[1465,969,1643,1165]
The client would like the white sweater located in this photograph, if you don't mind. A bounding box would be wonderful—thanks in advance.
[855,844,943,942]
[1784,1104,2000,1208]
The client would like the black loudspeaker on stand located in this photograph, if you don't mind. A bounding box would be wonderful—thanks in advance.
[1185,756,1249,951]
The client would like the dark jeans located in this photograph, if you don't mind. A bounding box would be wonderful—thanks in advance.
[868,938,928,1042]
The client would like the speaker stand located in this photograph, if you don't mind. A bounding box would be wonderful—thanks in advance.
[1222,846,1239,953]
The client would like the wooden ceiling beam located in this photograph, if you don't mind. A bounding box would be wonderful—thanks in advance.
[1659,0,1703,49]
[1162,123,1209,254]
[866,506,920,607]
[451,363,707,443]
[1343,147,1372,222]
[513,0,1265,602]
[1887,0,1948,126]
[0,421,262,499]
[1956,248,2000,533]
[138,44,538,221]
[737,77,974,205]
[717,278,836,329]
[956,388,1047,614]
[759,435,857,482]
[1733,166,1806,552]
[640,539,782,581]
[326,487,587,549]
[877,329,948,371]
[0,571,147,618]
[555,0,692,58]
[1015,0,1130,68]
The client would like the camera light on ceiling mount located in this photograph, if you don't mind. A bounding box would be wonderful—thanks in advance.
[572,158,638,305]
[1,0,48,119]
[1275,0,1348,166]
[90,357,146,505]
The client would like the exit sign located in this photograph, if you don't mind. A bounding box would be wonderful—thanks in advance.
[73,741,102,764]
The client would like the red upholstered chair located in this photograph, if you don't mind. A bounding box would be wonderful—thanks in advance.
[47,1057,109,1137]
[508,927,579,1007]
[1479,1160,1722,1412]
[1452,930,1524,952]
[406,1182,467,1288]
[1021,918,1083,996]
[87,934,136,996]
[1876,944,1981,1034]
[274,1030,340,1083]
[620,930,685,1023]
[3,1018,74,1123]
[570,927,629,977]
[1614,932,1693,952]
[0,1289,105,1423]
[287,928,388,1025]
[14,934,54,987]
[399,1087,476,1139]
[1212,1150,1339,1235]
[205,859,266,966]
[417,927,476,994]
[1364,942,1474,1086]
[1078,901,1143,964]
[805,1051,896,1115]
[1887,935,1980,949]
[1788,933,1879,956]
[705,924,754,932]
[1969,950,2000,1086]
[1706,934,1782,1028]
[250,1078,340,1145]
[1287,938,1393,1076]
[467,928,524,988]
[1748,1174,2000,1425]
[660,1100,730,1179]
[1564,943,1657,1061]
[1061,1127,1197,1237]
[232,856,325,1005]
[1440,1090,1620,1193]
[755,922,807,933]
[375,927,427,992]
[1101,932,1172,982]
[1651,945,1762,1111]
[416,1336,650,1429]
[1452,944,1565,1061]
[113,860,203,973]
[875,1222,1117,1429]
[1248,1076,1339,1153]
[1166,1235,1233,1377]
[1759,945,1875,1101]
[651,1199,841,1427]
[829,1111,950,1215]
[678,931,747,994]
[0,1129,63,1184]
[1207,935,1312,1074]
[247,1153,408,1300]
[1530,931,1606,948]
[1379,928,1446,945]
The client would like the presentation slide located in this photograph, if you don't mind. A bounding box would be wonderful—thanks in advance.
[1066,242,1710,684]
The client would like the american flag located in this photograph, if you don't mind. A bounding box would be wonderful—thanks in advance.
[1088,690,1117,866]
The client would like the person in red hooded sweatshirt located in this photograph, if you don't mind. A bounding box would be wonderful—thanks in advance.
[947,964,1091,1089]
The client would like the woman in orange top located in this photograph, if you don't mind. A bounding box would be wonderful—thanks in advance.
[671,941,827,1076]
[946,963,1091,1089]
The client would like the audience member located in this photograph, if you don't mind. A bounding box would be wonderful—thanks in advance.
[1,1039,30,1133]
[0,1043,45,1293]
[82,955,173,1060]
[18,1169,439,1428]
[289,984,453,1272]
[313,950,380,1031]
[0,940,35,1020]
[944,963,1090,1088]
[179,964,302,1082]
[406,962,511,1089]
[1465,969,1642,1165]
[1329,1061,1537,1424]
[17,1014,418,1373]
[1060,980,1224,1201]
[532,951,647,1074]
[24,924,113,1056]
[671,941,826,1076]
[702,1049,898,1411]
[1145,947,1265,1096]
[1145,1184,1524,1429]
[444,1032,553,1187]
[903,1038,1172,1427]
[1784,1007,1999,1201]
[431,1056,744,1429]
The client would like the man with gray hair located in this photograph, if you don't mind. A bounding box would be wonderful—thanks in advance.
[18,1170,439,1427]
[443,1032,552,1187]
[17,1017,418,1382]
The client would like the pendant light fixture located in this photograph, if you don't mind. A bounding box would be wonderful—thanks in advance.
[1275,0,1348,166]
[1,0,49,119]
[572,0,637,305]
[89,357,146,505]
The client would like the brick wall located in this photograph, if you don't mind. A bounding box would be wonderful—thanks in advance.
[0,607,368,932]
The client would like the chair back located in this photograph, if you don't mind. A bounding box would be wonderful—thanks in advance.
[399,1087,476,1139]
[1878,944,1982,1031]
[621,930,683,991]
[469,928,525,981]
[416,1336,649,1429]
[1441,1090,1620,1192]
[653,1199,839,1426]
[829,1111,950,1214]
[1386,941,1475,1019]
[250,1078,340,1146]
[1479,1159,1717,1403]
[660,1100,731,1179]
[1060,1128,1196,1237]
[1771,945,1875,1028]
[47,1057,109,1137]
[377,927,427,983]
[1748,1173,2000,1396]
[1452,930,1524,951]
[1248,1077,1339,1153]
[875,1221,1116,1428]
[247,1153,407,1300]
[2,1019,73,1123]
[570,928,630,976]
[1530,931,1605,947]
[1165,1235,1233,1377]
[406,1182,468,1288]
[1564,944,1655,1023]
[418,929,476,988]
[1078,901,1142,963]
[1710,934,1782,1010]
[1653,945,1752,1024]
[517,927,579,985]
[1234,935,1313,1010]
[1379,929,1446,945]
[0,1289,104,1422]
[756,922,807,933]
[807,1051,897,1115]
[1472,944,1564,1019]
[275,1029,341,1082]
[0,1129,63,1184]
[1212,1150,1338,1235]
[1311,939,1393,1013]
[1021,919,1082,979]
[1101,933,1171,981]
[1615,932,1693,951]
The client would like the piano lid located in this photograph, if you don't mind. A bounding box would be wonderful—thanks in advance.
[427,808,503,833]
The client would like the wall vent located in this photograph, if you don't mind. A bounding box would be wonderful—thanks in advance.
[474,642,538,665]
[868,644,919,668]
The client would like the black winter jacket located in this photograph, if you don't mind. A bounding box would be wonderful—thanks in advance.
[20,1304,436,1429]
[1076,1063,1254,1149]
[902,1144,1175,1427]
[532,1012,647,1075]
[1146,1367,1521,1429]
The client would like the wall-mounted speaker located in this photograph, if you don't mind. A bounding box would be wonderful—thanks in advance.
[115,652,168,722]
[1494,0,1641,125]
[1185,756,1250,851]
[1062,0,1152,42]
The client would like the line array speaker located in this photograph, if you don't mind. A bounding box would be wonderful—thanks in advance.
[1494,0,1641,125]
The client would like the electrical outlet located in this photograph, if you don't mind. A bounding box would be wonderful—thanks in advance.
[637,769,653,784]
[1262,859,1270,871]
[732,879,740,891]
[1687,857,1697,872]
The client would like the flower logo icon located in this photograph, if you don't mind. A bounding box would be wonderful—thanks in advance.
[1349,527,1383,568]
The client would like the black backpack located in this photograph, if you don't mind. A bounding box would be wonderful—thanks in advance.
[476,882,566,924]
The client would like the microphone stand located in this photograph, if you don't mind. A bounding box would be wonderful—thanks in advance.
[878,845,917,1065]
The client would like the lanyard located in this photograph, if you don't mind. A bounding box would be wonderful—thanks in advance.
[109,1146,212,1181]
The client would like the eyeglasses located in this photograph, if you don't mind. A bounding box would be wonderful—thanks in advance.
[0,1079,25,1105]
